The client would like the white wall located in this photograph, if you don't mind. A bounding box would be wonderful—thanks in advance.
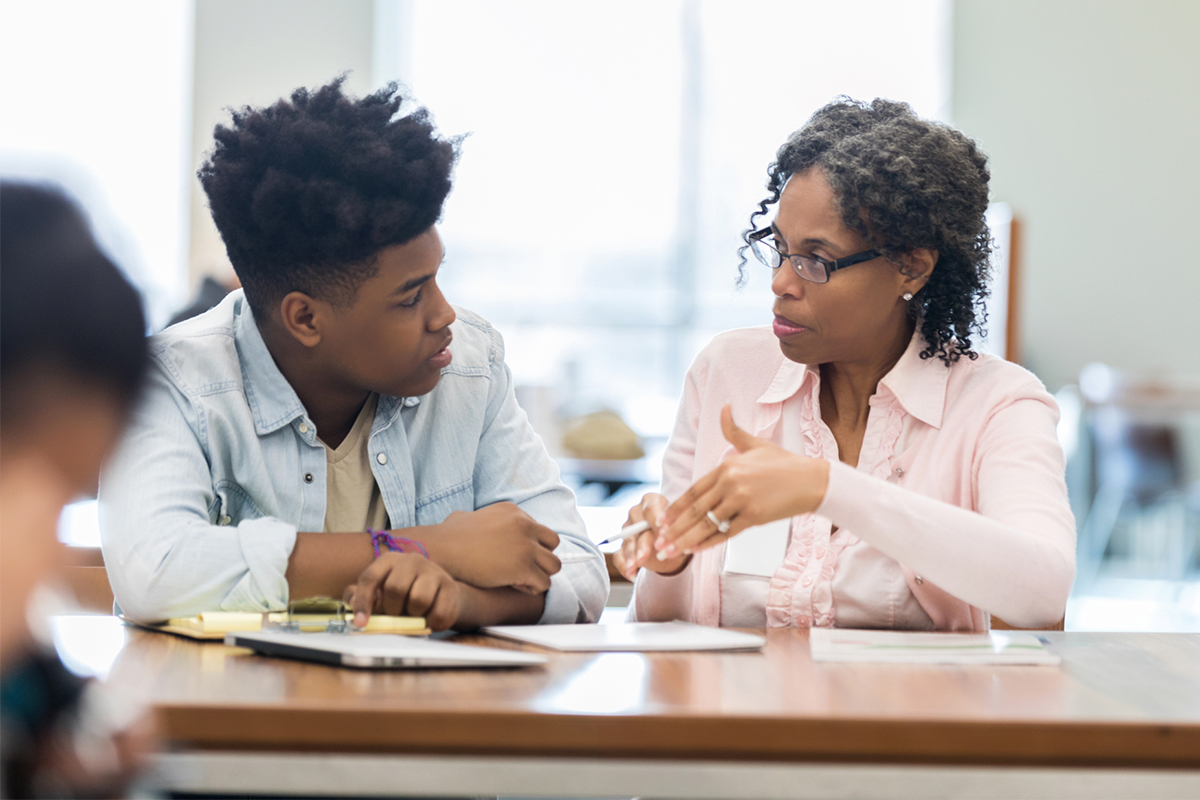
[188,0,375,286]
[951,0,1200,390]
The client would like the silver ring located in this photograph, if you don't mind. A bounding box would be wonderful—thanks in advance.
[706,510,731,534]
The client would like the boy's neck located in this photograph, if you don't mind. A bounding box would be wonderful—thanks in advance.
[257,318,368,450]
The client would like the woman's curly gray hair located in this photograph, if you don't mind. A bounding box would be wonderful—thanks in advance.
[742,97,992,365]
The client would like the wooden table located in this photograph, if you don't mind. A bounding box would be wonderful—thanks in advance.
[56,616,1200,799]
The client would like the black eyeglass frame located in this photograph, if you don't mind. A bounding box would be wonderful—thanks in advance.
[748,226,882,284]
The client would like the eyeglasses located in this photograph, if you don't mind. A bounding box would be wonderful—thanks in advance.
[748,226,881,284]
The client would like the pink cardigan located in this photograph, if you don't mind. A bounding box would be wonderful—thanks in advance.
[630,327,1076,631]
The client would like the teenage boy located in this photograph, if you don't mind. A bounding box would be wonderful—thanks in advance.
[99,79,607,630]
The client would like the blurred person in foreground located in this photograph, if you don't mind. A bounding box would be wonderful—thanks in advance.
[0,182,152,797]
[99,77,606,630]
[615,99,1075,631]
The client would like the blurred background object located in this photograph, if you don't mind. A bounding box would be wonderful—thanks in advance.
[8,0,1197,631]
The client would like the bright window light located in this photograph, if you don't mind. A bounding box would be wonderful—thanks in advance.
[0,0,195,326]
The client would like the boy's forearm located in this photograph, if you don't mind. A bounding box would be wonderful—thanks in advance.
[286,523,466,600]
[285,531,375,600]
[453,585,545,630]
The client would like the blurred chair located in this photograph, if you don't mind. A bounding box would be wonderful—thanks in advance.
[1076,363,1200,589]
[991,616,1064,632]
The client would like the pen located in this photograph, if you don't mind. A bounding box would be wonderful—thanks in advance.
[597,519,652,546]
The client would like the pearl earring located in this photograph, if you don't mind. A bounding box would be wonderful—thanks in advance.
[902,292,914,301]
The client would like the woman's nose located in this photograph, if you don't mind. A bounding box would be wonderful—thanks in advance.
[772,264,804,299]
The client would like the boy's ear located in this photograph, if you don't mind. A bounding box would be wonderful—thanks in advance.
[278,292,323,348]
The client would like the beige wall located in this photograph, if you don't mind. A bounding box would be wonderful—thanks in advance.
[952,0,1200,390]
[188,0,375,288]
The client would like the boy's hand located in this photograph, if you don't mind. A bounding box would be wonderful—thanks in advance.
[344,552,462,631]
[423,503,562,594]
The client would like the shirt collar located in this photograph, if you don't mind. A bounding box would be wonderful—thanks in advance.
[878,329,950,429]
[755,329,950,429]
[233,292,310,435]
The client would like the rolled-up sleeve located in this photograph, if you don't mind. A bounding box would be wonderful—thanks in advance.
[470,327,608,624]
[98,365,295,622]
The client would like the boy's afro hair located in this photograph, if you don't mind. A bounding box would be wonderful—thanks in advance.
[198,76,459,320]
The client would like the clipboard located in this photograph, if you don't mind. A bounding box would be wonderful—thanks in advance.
[124,611,430,640]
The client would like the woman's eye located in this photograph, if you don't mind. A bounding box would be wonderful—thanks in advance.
[399,289,422,308]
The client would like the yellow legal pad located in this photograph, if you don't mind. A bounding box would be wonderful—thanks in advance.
[127,611,429,640]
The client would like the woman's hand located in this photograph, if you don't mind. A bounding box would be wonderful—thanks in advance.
[611,493,690,581]
[344,552,463,631]
[655,404,829,560]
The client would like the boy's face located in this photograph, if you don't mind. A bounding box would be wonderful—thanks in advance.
[316,227,456,398]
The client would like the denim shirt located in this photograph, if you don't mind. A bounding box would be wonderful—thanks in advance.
[99,290,607,623]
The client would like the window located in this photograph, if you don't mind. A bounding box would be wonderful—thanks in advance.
[387,0,951,450]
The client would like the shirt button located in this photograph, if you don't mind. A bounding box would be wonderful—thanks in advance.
[894,466,905,477]
[801,575,813,587]
[798,615,810,625]
[915,575,925,585]
[376,453,388,465]
[304,473,314,484]
[404,397,419,408]
[298,422,309,434]
[218,515,232,526]
[815,547,825,558]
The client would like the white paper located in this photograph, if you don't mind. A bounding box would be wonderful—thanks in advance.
[809,628,1061,666]
[482,621,765,652]
[722,517,791,577]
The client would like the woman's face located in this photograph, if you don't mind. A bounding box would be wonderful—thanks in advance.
[769,168,927,367]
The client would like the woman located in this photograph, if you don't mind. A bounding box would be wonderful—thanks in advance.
[614,98,1074,631]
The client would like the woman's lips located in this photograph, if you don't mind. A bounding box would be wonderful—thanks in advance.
[772,314,808,338]
[428,346,452,368]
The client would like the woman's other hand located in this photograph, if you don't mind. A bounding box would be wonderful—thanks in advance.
[656,404,829,559]
[611,493,689,580]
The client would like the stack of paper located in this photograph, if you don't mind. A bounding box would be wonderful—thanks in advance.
[809,628,1060,665]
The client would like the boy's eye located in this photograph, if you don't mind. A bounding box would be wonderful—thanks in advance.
[399,289,422,308]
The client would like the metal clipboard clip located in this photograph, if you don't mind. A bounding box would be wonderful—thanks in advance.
[266,596,351,634]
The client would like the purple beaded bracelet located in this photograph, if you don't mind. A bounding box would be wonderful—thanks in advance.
[368,529,429,559]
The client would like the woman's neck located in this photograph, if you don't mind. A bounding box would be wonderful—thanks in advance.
[819,323,913,433]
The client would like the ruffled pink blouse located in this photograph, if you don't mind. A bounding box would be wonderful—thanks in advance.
[629,327,1076,631]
